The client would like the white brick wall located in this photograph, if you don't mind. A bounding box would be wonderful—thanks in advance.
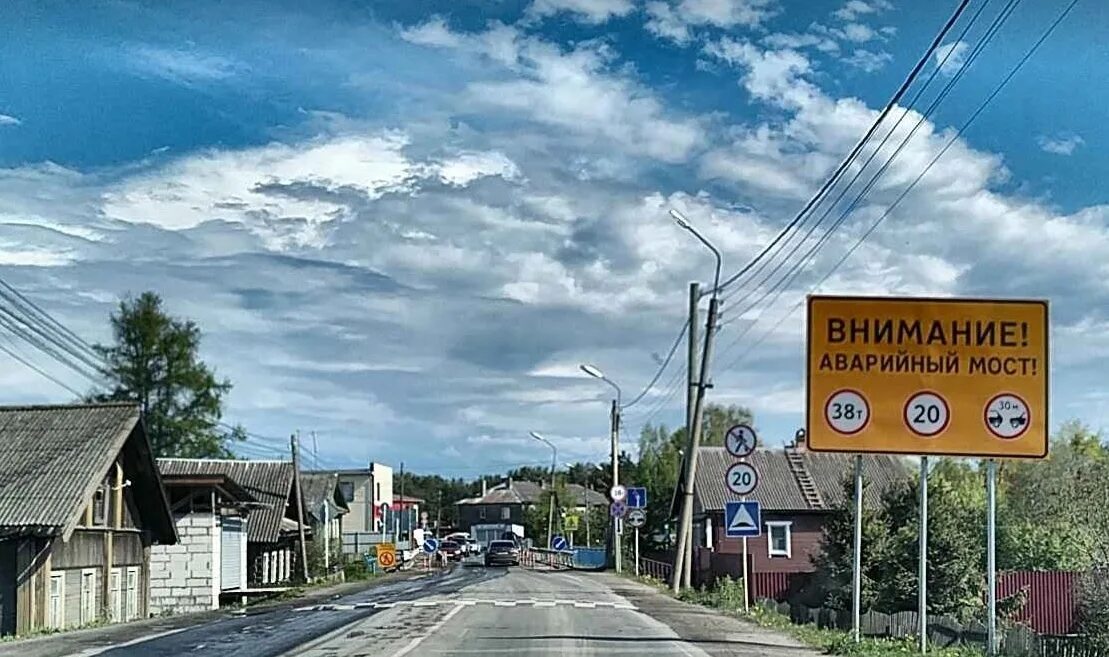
[149,511,218,615]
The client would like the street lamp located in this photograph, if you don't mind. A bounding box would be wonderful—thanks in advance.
[530,431,557,550]
[668,207,724,594]
[580,362,623,573]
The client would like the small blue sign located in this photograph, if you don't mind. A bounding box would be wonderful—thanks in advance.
[610,500,627,518]
[423,537,440,553]
[724,501,762,538]
[551,535,569,551]
[626,487,647,509]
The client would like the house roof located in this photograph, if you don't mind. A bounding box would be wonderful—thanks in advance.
[692,447,909,514]
[0,403,176,543]
[159,472,256,505]
[300,472,349,523]
[158,458,299,543]
[456,481,607,507]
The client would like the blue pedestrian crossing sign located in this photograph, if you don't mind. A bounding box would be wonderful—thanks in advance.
[626,487,647,509]
[551,535,569,551]
[423,537,440,553]
[724,501,761,538]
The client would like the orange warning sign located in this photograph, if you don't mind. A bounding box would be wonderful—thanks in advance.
[806,296,1048,458]
[376,543,396,568]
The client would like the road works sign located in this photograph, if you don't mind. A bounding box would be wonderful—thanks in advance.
[806,296,1048,458]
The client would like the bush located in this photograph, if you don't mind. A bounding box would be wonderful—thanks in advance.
[343,558,374,581]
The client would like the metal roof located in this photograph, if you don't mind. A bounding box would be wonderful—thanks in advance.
[300,472,349,523]
[158,458,298,543]
[455,481,607,507]
[0,403,176,543]
[693,447,909,514]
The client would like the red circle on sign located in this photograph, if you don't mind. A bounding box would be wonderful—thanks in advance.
[823,388,870,435]
[983,392,1031,440]
[378,552,396,567]
[903,390,950,437]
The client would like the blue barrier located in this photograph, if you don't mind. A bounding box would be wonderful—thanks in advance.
[572,547,607,570]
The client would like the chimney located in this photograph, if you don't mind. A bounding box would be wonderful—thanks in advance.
[481,478,487,496]
[793,428,808,451]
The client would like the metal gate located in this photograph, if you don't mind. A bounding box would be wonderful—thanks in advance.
[220,518,244,591]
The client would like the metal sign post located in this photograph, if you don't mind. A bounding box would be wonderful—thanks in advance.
[986,459,998,656]
[852,454,863,643]
[634,527,640,577]
[919,456,928,654]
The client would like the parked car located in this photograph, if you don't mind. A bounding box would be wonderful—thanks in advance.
[440,540,463,561]
[484,539,519,567]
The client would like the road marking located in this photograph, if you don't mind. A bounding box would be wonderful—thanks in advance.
[71,628,189,657]
[293,599,639,612]
[388,603,465,657]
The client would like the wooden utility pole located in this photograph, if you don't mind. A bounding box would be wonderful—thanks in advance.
[291,433,310,582]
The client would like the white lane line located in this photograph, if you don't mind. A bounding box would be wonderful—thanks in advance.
[572,602,596,609]
[388,603,466,657]
[534,601,556,608]
[72,628,189,657]
[413,600,439,607]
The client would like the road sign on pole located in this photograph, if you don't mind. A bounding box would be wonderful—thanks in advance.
[551,535,569,551]
[724,462,759,496]
[806,296,1048,458]
[626,487,647,509]
[626,509,646,528]
[564,514,580,532]
[422,537,439,554]
[377,543,396,569]
[610,485,627,502]
[724,501,761,538]
[725,424,758,458]
[609,501,627,518]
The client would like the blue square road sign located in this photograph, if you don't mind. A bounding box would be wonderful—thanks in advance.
[626,487,647,509]
[724,501,762,538]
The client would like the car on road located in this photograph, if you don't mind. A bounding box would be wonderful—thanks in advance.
[464,537,482,555]
[440,539,464,561]
[484,539,519,567]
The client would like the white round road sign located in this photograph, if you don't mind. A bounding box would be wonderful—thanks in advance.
[724,462,759,496]
[610,485,627,502]
[985,393,1030,440]
[824,389,869,435]
[904,391,950,437]
[627,509,646,528]
[725,424,758,459]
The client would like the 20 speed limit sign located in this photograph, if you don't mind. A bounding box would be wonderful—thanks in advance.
[724,462,759,496]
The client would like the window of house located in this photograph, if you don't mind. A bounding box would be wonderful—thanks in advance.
[125,567,139,621]
[478,507,486,520]
[92,483,108,526]
[766,521,792,558]
[48,572,65,628]
[80,569,96,625]
[109,568,122,622]
[500,506,510,520]
[339,481,354,503]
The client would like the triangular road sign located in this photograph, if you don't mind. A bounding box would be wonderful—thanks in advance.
[724,501,761,538]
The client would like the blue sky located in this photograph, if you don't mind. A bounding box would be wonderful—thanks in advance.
[0,0,1106,475]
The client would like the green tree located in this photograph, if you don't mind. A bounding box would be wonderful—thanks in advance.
[700,404,755,447]
[93,292,239,457]
[809,477,890,610]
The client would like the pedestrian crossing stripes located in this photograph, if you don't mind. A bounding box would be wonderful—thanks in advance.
[294,599,637,612]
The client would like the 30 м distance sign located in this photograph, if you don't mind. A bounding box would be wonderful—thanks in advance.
[806,296,1048,458]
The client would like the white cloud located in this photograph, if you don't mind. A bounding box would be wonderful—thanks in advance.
[402,22,704,162]
[763,32,840,54]
[832,0,892,22]
[646,0,778,45]
[0,114,21,127]
[527,0,635,24]
[842,49,892,73]
[1037,133,1084,156]
[126,45,246,84]
[933,41,969,76]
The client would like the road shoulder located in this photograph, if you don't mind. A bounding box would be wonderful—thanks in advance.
[604,575,821,657]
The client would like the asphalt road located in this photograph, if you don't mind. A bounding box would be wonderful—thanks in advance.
[286,567,819,657]
[11,561,818,657]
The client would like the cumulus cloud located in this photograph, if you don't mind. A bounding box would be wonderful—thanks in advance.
[1037,133,1084,156]
[0,114,21,126]
[401,21,704,162]
[646,0,778,44]
[933,40,969,76]
[832,0,892,22]
[526,0,635,24]
[842,48,892,73]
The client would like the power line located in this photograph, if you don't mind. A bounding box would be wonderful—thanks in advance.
[620,319,688,410]
[713,0,973,295]
[718,0,1078,373]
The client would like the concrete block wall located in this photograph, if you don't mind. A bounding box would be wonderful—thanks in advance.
[149,512,217,615]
